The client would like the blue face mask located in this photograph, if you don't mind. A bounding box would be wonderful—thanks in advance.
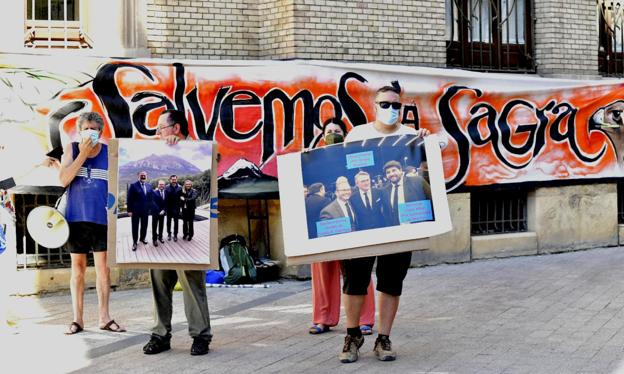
[377,107,400,126]
[80,129,100,145]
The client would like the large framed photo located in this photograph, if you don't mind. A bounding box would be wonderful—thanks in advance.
[277,135,452,265]
[107,139,218,270]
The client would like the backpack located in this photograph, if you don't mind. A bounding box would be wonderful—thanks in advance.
[219,234,257,284]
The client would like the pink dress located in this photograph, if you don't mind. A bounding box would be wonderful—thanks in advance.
[311,260,375,327]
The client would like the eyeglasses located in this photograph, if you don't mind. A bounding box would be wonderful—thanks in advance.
[156,124,174,133]
[376,101,402,110]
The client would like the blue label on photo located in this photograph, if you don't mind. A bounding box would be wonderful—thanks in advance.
[316,217,352,237]
[398,200,433,224]
[0,225,6,255]
[346,151,375,169]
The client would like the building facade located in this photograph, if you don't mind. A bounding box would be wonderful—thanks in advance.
[1,0,622,292]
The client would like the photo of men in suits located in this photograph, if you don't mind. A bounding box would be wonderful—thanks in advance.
[180,179,198,241]
[127,171,153,251]
[349,171,384,230]
[380,160,432,226]
[165,174,182,242]
[151,180,167,247]
[319,177,356,231]
[305,183,331,238]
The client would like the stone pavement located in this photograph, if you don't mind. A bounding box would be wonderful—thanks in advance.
[4,247,624,373]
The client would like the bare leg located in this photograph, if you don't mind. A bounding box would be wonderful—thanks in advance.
[69,253,87,327]
[93,251,111,326]
[377,292,400,336]
[343,294,366,329]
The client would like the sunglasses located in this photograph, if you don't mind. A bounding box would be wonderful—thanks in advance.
[376,101,402,110]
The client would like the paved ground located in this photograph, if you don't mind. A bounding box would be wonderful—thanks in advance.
[4,247,624,373]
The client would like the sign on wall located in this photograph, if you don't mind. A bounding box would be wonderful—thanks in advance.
[1,53,624,195]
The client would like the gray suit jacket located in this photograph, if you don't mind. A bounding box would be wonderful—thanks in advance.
[319,199,355,230]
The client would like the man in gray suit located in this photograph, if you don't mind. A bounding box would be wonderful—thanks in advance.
[319,176,356,231]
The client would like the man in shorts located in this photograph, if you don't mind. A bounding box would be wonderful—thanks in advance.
[59,112,125,334]
[339,82,429,363]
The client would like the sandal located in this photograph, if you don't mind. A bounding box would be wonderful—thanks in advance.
[308,324,330,334]
[64,321,83,335]
[359,325,373,335]
[100,319,126,333]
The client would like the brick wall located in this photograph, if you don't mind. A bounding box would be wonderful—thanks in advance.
[290,0,447,66]
[534,0,599,77]
[144,0,601,77]
[145,0,260,60]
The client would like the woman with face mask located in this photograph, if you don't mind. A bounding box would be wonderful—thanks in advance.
[308,118,376,335]
[59,112,125,335]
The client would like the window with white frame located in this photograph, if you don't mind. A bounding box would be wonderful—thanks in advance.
[24,0,92,49]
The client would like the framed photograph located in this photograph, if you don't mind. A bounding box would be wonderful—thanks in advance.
[277,134,452,265]
[107,139,218,270]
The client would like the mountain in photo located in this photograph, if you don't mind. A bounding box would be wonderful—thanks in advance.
[119,154,202,185]
[218,158,278,198]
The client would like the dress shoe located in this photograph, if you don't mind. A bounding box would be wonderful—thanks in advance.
[143,334,171,355]
[132,243,137,251]
[190,337,210,356]
[159,238,165,244]
[183,235,188,241]
[187,237,193,241]
[153,241,158,247]
[167,235,171,241]
[173,236,178,242]
[140,240,148,245]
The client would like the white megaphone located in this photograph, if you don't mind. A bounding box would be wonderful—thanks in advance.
[26,206,69,248]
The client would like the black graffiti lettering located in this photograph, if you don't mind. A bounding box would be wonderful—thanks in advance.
[173,63,186,111]
[220,90,263,141]
[401,105,419,128]
[439,86,478,190]
[466,103,497,146]
[440,85,608,191]
[262,89,315,162]
[93,63,154,138]
[549,103,606,163]
[338,72,368,127]
[48,101,87,150]
[531,101,555,158]
[131,92,174,136]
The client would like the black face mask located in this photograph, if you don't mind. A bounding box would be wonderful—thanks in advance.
[325,133,344,145]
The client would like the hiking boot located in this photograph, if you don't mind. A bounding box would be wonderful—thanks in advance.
[143,334,171,355]
[373,335,396,361]
[338,334,364,363]
[190,337,210,356]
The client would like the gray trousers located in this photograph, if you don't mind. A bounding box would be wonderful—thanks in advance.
[150,269,212,341]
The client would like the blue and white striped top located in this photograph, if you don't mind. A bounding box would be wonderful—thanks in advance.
[65,142,108,226]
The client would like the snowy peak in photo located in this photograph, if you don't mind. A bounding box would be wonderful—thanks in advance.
[221,158,266,180]
[120,154,202,178]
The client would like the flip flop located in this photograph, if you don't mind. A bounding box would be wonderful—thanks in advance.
[308,324,330,334]
[100,319,126,333]
[359,325,373,335]
[64,322,83,335]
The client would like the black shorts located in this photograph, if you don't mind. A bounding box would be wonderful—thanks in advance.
[341,251,412,297]
[65,222,107,254]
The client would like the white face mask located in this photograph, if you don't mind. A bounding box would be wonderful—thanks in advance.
[80,129,100,145]
[377,107,400,126]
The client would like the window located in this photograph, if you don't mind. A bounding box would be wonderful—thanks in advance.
[471,189,528,235]
[599,2,624,76]
[446,0,534,72]
[24,0,92,49]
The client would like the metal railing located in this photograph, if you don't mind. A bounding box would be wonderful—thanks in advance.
[471,188,528,235]
[446,0,534,72]
[24,0,93,49]
[13,188,84,269]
